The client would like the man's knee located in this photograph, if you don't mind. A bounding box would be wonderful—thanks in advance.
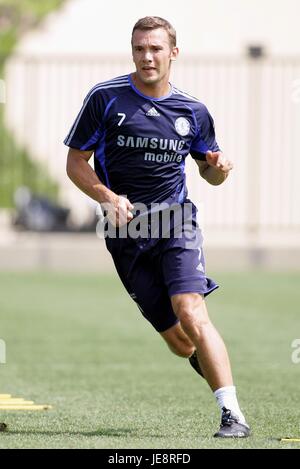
[168,342,195,358]
[171,294,210,340]
[179,308,209,332]
[160,323,195,358]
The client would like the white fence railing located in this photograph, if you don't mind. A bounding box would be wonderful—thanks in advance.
[4,54,300,234]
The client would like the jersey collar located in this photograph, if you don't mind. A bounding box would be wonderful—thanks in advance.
[128,74,173,101]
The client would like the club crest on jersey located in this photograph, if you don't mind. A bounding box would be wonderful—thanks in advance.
[175,117,190,136]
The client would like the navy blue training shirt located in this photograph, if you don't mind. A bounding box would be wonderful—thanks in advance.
[64,74,220,206]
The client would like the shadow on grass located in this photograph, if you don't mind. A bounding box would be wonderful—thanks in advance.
[2,427,138,437]
[1,427,168,439]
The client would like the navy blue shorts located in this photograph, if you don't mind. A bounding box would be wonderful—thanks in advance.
[105,202,218,333]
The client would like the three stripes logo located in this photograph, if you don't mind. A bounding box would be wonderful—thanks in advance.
[146,107,160,117]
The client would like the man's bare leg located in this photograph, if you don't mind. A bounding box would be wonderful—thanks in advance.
[161,293,250,437]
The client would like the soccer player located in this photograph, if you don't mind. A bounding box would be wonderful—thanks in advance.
[64,16,250,438]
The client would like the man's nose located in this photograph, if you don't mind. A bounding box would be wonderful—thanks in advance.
[143,51,153,62]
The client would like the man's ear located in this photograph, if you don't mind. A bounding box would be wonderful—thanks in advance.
[170,47,179,61]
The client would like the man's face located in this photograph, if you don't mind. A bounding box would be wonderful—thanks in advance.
[132,28,178,86]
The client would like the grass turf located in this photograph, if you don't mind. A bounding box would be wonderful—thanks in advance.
[0,271,299,449]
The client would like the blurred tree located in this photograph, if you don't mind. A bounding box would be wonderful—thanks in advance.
[0,0,65,207]
[0,0,64,64]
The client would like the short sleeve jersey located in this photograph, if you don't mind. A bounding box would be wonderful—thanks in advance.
[64,74,220,206]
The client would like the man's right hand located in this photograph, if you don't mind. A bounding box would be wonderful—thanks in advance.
[66,149,134,225]
[102,194,134,227]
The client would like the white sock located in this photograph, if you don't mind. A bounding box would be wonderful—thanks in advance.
[214,385,247,425]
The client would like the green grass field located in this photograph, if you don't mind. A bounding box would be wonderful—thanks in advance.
[0,271,299,449]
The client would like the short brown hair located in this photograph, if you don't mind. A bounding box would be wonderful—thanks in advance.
[131,16,176,48]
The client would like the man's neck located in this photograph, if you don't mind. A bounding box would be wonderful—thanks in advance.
[131,73,171,99]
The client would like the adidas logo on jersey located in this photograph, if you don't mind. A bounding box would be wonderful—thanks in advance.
[146,107,160,117]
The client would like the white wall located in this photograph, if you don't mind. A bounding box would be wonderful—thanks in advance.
[4,0,300,240]
[5,55,300,234]
[16,0,300,57]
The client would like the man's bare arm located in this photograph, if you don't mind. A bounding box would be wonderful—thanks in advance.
[66,147,133,225]
[66,148,113,203]
[195,151,233,186]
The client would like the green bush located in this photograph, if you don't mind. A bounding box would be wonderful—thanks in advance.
[0,0,64,207]
[0,109,58,207]
[0,0,64,62]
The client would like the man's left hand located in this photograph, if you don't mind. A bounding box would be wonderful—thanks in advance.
[206,151,233,173]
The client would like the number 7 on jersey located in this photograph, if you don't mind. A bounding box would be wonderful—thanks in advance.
[117,113,126,126]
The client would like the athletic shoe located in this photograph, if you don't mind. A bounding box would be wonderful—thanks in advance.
[214,407,250,438]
